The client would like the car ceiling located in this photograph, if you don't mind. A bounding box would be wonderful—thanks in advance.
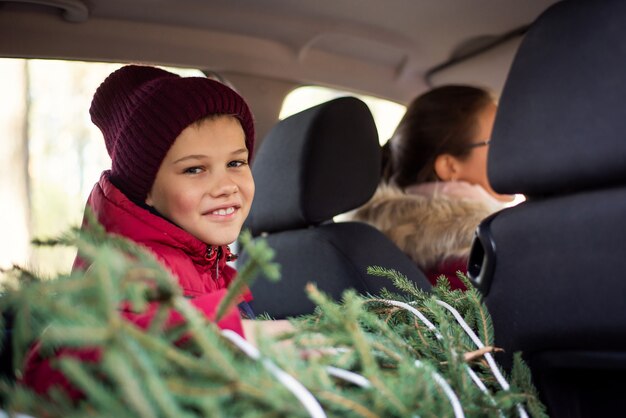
[0,0,560,104]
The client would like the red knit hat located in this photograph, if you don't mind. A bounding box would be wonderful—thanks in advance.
[90,65,255,203]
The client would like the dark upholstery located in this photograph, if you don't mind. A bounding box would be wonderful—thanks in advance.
[468,1,626,416]
[245,96,381,235]
[240,97,431,318]
[487,0,626,197]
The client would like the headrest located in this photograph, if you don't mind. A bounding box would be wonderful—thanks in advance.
[245,97,380,236]
[488,0,626,197]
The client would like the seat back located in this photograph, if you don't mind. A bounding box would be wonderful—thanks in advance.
[239,97,431,318]
[468,1,626,416]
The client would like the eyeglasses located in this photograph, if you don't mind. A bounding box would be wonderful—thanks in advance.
[466,140,491,149]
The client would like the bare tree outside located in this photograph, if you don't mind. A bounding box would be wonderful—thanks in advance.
[0,60,30,272]
[0,59,402,278]
[0,59,204,278]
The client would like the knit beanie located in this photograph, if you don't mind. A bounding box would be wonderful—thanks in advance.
[90,65,255,203]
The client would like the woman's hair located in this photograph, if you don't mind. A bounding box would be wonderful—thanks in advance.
[383,85,494,188]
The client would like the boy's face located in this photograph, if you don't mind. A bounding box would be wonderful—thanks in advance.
[146,115,254,246]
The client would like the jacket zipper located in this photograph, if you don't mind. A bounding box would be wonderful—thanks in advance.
[216,246,221,279]
[206,246,219,280]
[206,245,237,281]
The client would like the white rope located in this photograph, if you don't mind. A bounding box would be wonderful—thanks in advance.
[221,329,327,418]
[434,300,508,389]
[434,300,529,418]
[374,301,465,415]
[465,365,506,418]
[0,411,37,418]
[415,360,465,418]
[376,299,442,339]
[326,358,513,418]
[223,298,528,418]
[380,299,501,402]
[382,298,523,418]
[325,366,371,388]
[465,365,489,393]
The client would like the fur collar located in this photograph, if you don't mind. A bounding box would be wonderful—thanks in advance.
[347,183,505,270]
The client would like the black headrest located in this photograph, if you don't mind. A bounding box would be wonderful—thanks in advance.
[488,0,626,197]
[245,97,381,236]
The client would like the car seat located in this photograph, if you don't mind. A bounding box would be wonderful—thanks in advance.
[238,96,431,319]
[467,0,626,416]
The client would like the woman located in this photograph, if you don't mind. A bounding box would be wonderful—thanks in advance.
[350,85,513,290]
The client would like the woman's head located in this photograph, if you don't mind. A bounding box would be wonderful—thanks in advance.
[385,85,506,200]
[90,65,256,244]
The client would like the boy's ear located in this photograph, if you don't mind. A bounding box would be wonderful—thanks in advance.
[434,153,460,181]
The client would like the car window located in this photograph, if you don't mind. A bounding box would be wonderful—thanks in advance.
[0,59,204,277]
[279,86,405,145]
[0,60,404,277]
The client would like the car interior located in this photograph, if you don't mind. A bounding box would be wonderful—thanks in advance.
[1,0,623,416]
[467,0,626,415]
[0,0,558,142]
[239,96,432,318]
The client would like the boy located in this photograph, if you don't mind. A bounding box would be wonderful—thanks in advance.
[23,64,271,397]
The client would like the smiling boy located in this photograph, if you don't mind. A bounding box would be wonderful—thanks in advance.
[146,115,254,247]
[22,65,269,397]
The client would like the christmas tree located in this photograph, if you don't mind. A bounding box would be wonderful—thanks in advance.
[0,217,547,417]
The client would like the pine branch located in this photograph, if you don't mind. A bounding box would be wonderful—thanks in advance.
[0,221,548,417]
[215,230,280,321]
[57,357,126,414]
[511,352,549,418]
[365,266,427,299]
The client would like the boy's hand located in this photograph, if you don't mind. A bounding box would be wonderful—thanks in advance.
[241,319,294,347]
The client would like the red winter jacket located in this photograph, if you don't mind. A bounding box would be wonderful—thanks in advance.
[424,258,469,291]
[22,171,251,397]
